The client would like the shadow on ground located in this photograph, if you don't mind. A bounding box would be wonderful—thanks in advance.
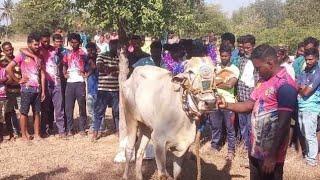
[0,167,68,180]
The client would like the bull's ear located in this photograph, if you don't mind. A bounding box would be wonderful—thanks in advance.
[171,73,188,84]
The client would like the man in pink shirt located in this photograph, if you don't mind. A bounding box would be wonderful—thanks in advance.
[218,44,298,180]
[6,32,46,141]
[20,31,67,138]
[63,33,95,136]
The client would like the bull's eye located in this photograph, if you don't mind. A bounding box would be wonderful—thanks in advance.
[199,66,213,79]
[188,70,195,75]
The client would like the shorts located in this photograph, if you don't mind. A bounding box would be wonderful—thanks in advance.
[6,92,20,113]
[20,92,41,116]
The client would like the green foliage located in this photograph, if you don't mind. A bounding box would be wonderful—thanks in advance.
[11,0,75,34]
[231,0,320,55]
[285,0,320,26]
[75,0,227,38]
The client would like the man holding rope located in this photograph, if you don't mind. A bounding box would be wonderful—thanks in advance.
[217,44,297,180]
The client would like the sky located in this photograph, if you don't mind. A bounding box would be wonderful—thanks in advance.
[205,0,255,15]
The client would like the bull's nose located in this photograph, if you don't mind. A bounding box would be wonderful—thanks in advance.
[204,99,216,106]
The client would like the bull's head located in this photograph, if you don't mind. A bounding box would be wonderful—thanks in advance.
[172,57,218,114]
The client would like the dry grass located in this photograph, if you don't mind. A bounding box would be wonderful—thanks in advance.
[0,41,319,180]
[1,118,320,180]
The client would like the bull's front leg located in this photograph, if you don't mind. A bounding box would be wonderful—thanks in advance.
[153,137,168,180]
[172,146,189,180]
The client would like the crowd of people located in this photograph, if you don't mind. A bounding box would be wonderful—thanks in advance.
[0,28,319,179]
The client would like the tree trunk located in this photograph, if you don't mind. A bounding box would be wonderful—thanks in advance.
[5,17,8,40]
[114,20,129,162]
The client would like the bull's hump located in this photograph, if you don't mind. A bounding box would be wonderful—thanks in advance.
[134,65,171,80]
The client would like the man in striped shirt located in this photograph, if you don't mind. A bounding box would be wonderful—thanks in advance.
[92,40,119,141]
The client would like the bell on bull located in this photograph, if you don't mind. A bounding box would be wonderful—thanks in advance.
[121,56,227,180]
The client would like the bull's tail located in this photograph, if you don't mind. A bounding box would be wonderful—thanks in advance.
[195,129,201,180]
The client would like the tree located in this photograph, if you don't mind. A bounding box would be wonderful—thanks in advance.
[12,0,76,34]
[252,0,285,28]
[75,0,202,162]
[231,6,267,36]
[285,0,320,26]
[0,0,14,39]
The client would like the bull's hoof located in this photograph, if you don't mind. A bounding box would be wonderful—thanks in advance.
[159,175,168,180]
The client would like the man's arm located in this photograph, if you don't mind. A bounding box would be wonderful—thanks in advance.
[83,59,96,78]
[298,70,320,97]
[40,68,46,102]
[217,77,237,90]
[218,98,254,113]
[299,85,315,97]
[5,61,20,83]
[19,48,42,67]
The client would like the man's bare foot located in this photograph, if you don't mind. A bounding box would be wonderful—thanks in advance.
[91,131,98,142]
[34,135,42,141]
[20,136,30,142]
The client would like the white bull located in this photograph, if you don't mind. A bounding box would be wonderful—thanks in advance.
[122,57,218,180]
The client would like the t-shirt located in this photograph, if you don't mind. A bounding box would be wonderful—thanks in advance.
[14,53,41,92]
[96,54,119,91]
[132,56,155,68]
[6,56,21,94]
[87,58,98,96]
[216,64,240,103]
[0,66,7,99]
[296,65,320,112]
[281,62,295,80]
[43,46,61,86]
[63,48,88,83]
[97,43,109,54]
[250,68,298,163]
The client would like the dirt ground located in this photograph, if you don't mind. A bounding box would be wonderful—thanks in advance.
[0,119,320,180]
[0,41,320,180]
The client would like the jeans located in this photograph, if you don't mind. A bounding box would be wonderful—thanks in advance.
[87,94,105,132]
[250,156,284,180]
[239,112,252,149]
[94,91,119,132]
[65,82,87,133]
[209,109,236,151]
[41,85,65,134]
[298,111,318,165]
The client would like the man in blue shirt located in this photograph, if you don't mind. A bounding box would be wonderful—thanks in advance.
[293,37,319,78]
[221,33,239,61]
[85,43,106,135]
[297,47,320,166]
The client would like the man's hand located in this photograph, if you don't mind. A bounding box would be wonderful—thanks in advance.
[18,77,29,84]
[79,71,89,78]
[41,92,46,102]
[64,72,70,79]
[216,96,227,109]
[262,156,277,174]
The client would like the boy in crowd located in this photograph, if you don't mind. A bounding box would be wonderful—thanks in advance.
[92,40,119,141]
[85,42,101,133]
[132,41,163,68]
[2,42,20,138]
[63,33,95,136]
[6,32,46,141]
[0,52,9,142]
[293,37,319,78]
[237,34,259,151]
[296,48,320,166]
[20,31,66,137]
[209,44,239,160]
